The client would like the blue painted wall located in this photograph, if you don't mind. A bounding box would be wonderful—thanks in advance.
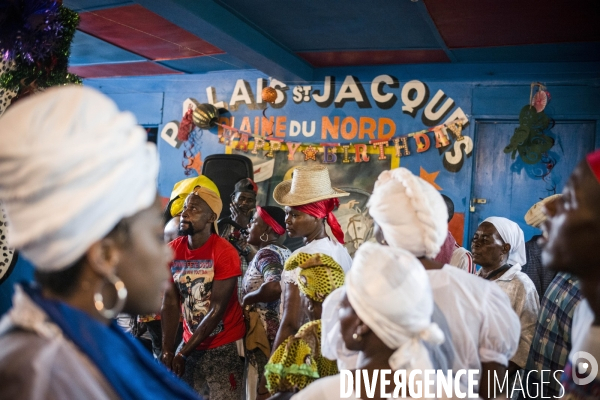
[82,63,600,221]
[4,62,598,315]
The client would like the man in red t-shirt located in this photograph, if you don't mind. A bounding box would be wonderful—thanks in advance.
[161,183,245,399]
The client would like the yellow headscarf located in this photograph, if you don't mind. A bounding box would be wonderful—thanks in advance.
[284,253,345,302]
[169,176,220,217]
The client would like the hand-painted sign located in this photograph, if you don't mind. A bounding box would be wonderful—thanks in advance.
[161,76,473,173]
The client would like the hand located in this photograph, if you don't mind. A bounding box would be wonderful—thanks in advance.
[172,353,187,377]
[230,202,251,228]
[161,351,174,369]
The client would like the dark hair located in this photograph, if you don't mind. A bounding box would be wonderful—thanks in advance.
[261,206,286,233]
[35,218,131,297]
[441,194,454,222]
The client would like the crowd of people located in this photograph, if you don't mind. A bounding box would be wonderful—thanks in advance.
[0,85,598,400]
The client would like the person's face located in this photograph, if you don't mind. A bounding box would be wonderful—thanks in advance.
[164,215,180,243]
[117,199,172,314]
[284,206,321,239]
[471,222,510,269]
[246,214,268,246]
[233,191,256,214]
[300,292,322,321]
[338,293,364,351]
[179,194,216,236]
[541,162,600,276]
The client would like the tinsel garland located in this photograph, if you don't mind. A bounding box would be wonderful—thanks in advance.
[0,5,81,91]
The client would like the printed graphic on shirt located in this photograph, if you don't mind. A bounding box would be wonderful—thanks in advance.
[171,259,223,336]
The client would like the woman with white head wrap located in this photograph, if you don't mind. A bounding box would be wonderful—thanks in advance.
[361,167,520,397]
[472,217,540,374]
[292,243,444,399]
[0,86,200,400]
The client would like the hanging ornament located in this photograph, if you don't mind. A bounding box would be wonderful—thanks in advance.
[178,108,194,141]
[531,90,548,113]
[446,120,464,141]
[192,103,219,129]
[261,86,277,135]
[262,87,277,104]
[302,145,318,161]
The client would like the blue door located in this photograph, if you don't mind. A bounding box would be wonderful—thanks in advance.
[467,121,596,246]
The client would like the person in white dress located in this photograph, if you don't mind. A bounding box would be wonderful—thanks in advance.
[364,168,520,398]
[292,243,445,399]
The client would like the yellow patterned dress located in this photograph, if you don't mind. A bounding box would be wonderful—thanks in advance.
[264,320,338,394]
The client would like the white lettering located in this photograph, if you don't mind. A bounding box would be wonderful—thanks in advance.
[401,80,427,114]
[289,120,301,137]
[380,369,391,398]
[437,370,454,398]
[371,75,396,103]
[363,369,378,398]
[340,370,353,398]
[335,76,367,105]
[467,370,478,399]
[423,369,435,398]
[454,370,466,398]
[409,370,422,398]
[393,370,406,398]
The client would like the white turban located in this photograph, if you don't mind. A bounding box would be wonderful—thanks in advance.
[323,242,444,373]
[368,168,448,258]
[482,217,527,266]
[0,86,159,271]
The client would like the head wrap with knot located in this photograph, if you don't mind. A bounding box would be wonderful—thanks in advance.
[368,168,448,258]
[0,86,158,271]
[191,185,222,234]
[168,176,220,218]
[292,198,345,245]
[256,206,286,236]
[346,242,444,373]
[482,217,526,266]
[284,252,345,303]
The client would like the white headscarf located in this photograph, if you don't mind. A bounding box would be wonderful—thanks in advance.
[324,242,444,373]
[0,86,159,271]
[482,217,527,266]
[368,168,448,258]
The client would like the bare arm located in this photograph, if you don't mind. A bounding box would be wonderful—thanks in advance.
[243,281,282,307]
[160,283,181,367]
[272,283,303,352]
[479,362,506,400]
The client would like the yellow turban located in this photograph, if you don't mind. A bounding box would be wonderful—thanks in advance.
[169,176,220,217]
[284,253,345,302]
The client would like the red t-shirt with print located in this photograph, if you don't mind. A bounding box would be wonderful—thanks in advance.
[169,234,245,350]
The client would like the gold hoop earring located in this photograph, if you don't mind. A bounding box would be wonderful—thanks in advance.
[94,273,127,319]
[260,232,269,242]
[352,332,362,341]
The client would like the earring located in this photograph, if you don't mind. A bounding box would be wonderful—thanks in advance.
[379,238,388,245]
[94,273,127,319]
[307,303,314,312]
[352,332,362,341]
[260,232,269,242]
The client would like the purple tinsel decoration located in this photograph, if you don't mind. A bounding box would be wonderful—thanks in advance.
[0,0,63,63]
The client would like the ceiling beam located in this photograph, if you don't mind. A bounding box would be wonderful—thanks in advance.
[135,0,314,82]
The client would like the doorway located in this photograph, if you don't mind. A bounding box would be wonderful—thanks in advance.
[467,120,596,246]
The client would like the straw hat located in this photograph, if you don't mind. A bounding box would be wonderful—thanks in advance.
[273,165,349,206]
[524,194,562,228]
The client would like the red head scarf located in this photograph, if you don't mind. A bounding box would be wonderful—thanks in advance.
[256,206,285,235]
[292,198,345,244]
